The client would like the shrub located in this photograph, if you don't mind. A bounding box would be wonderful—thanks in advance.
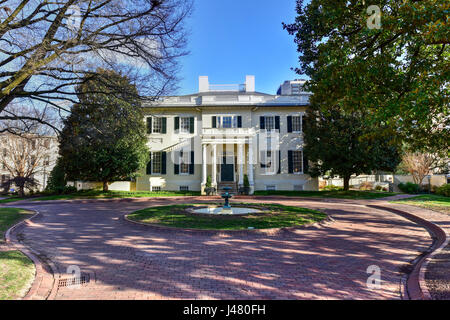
[322,185,343,191]
[398,182,420,194]
[436,184,450,197]
[359,182,374,190]
[205,175,212,188]
[375,185,383,191]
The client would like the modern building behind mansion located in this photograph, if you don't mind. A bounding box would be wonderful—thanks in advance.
[138,76,318,194]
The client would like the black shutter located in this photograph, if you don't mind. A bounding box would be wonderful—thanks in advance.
[278,150,281,174]
[275,116,280,130]
[161,152,167,174]
[260,116,265,129]
[288,150,293,173]
[161,118,167,134]
[303,152,309,174]
[174,117,179,131]
[146,152,152,175]
[237,116,242,128]
[301,114,304,133]
[212,116,217,128]
[287,116,292,133]
[189,117,195,133]
[189,151,194,174]
[174,151,180,174]
[146,117,152,134]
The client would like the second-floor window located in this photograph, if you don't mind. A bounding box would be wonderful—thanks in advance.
[180,117,191,134]
[212,116,242,128]
[260,116,280,131]
[292,116,302,132]
[152,118,162,133]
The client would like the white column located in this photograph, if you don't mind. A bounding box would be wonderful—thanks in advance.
[202,144,207,185]
[238,143,244,186]
[248,142,254,186]
[212,144,217,186]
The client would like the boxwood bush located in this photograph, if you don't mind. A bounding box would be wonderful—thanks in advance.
[436,184,450,197]
[398,182,420,194]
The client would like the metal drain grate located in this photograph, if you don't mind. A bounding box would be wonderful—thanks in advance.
[58,274,90,288]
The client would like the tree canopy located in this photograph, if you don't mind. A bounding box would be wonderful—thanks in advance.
[284,1,449,154]
[0,0,191,130]
[304,107,401,190]
[59,68,149,191]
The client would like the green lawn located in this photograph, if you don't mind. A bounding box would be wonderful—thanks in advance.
[0,251,35,300]
[392,194,450,215]
[32,190,201,201]
[253,190,397,199]
[127,203,327,230]
[0,197,27,204]
[0,208,34,243]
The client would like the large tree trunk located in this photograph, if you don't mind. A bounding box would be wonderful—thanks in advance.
[103,181,109,192]
[343,176,350,191]
[18,185,25,197]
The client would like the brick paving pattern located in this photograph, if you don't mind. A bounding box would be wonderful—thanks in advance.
[4,196,436,300]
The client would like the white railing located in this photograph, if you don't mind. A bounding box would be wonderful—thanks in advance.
[202,128,256,136]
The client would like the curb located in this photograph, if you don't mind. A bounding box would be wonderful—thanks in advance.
[418,224,450,300]
[4,209,56,300]
[366,204,447,300]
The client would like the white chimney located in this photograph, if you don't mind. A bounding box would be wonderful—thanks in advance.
[199,76,209,92]
[245,75,255,92]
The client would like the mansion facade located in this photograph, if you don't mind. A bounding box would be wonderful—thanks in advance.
[136,76,318,194]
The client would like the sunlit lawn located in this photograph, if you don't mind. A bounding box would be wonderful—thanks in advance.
[127,203,327,230]
[392,194,450,215]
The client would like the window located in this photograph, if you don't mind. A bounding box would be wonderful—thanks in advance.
[152,117,162,133]
[294,184,304,191]
[152,152,162,174]
[291,116,302,132]
[151,186,161,192]
[266,185,276,191]
[292,151,303,173]
[265,116,275,130]
[180,117,191,134]
[179,186,189,191]
[179,151,190,174]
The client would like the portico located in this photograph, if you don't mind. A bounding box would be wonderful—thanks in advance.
[201,128,256,194]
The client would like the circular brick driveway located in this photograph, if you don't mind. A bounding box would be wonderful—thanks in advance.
[8,197,433,300]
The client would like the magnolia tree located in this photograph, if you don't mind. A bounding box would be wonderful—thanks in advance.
[0,0,191,131]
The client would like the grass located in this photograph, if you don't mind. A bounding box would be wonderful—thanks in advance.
[0,251,35,300]
[32,190,201,201]
[392,194,450,215]
[127,203,327,230]
[0,197,27,204]
[0,208,34,243]
[253,190,397,200]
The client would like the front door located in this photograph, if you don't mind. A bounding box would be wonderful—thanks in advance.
[220,156,234,182]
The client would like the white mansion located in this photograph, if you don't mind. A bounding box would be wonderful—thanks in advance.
[137,76,318,194]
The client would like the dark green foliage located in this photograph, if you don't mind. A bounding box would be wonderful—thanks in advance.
[45,159,66,193]
[304,108,401,190]
[59,69,149,191]
[436,184,450,197]
[284,0,449,155]
[398,182,420,194]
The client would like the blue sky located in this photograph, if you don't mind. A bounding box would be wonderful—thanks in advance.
[177,0,302,95]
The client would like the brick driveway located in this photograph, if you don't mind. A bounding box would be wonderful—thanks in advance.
[7,197,432,300]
